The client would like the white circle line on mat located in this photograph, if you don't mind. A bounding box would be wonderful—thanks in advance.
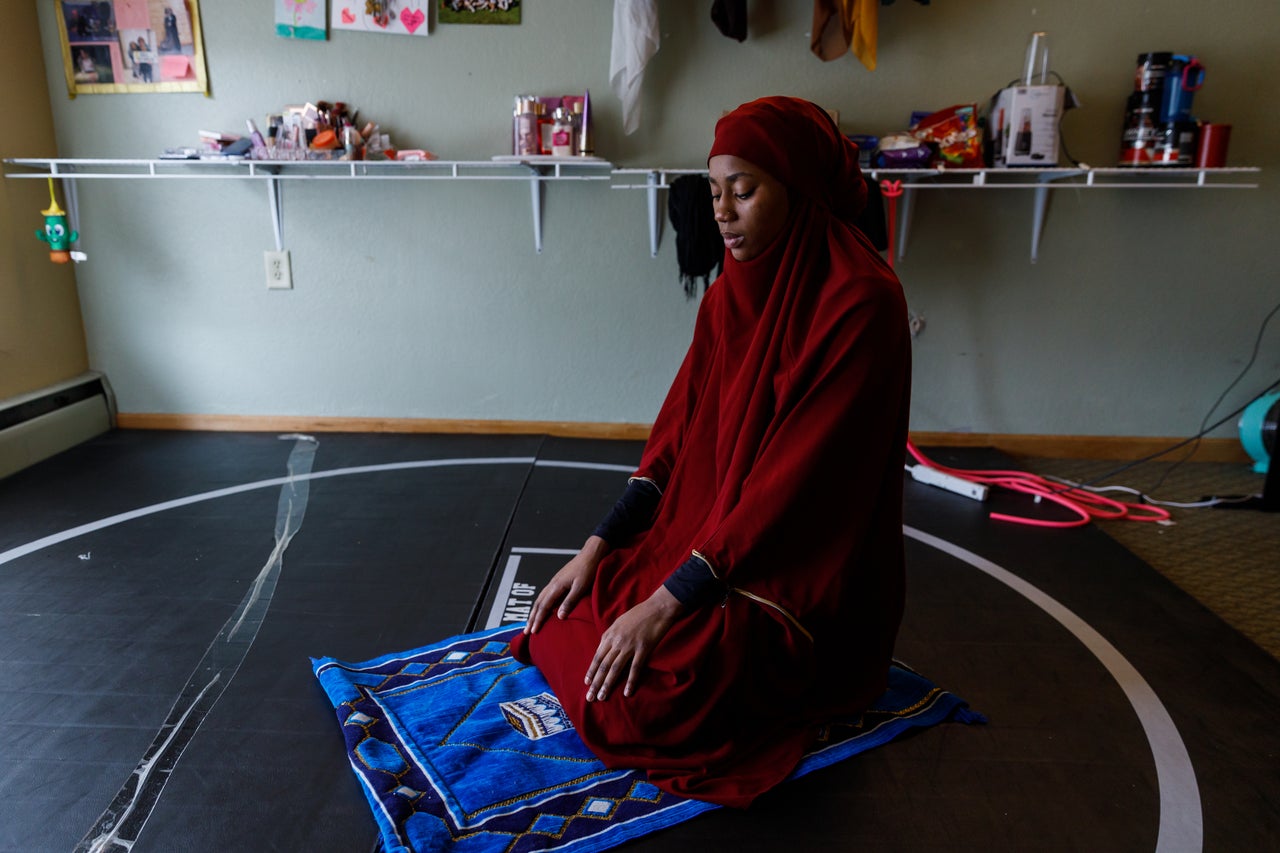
[0,456,538,568]
[1,456,1200,852]
[903,524,1201,853]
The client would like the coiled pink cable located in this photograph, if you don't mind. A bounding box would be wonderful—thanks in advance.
[906,440,1172,528]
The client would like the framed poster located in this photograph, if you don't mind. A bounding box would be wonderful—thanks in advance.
[55,0,209,96]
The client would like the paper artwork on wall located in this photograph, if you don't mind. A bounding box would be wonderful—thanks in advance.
[438,1,521,25]
[278,0,328,40]
[332,1,430,36]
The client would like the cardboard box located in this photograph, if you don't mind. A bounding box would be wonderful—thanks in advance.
[990,85,1064,167]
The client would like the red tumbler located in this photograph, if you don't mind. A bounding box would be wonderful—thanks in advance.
[1195,123,1231,168]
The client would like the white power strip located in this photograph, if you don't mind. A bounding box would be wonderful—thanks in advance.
[906,464,989,502]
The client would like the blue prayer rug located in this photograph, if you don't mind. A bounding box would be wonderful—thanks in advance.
[312,625,983,853]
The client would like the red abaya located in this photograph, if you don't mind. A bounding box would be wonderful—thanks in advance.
[512,97,911,808]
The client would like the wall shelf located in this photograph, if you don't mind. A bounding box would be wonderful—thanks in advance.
[3,158,1261,262]
[611,165,1262,262]
[4,157,615,254]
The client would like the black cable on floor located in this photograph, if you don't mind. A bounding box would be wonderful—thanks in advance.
[463,436,546,633]
[1144,298,1280,494]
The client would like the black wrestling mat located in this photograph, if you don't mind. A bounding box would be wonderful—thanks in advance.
[0,433,1276,852]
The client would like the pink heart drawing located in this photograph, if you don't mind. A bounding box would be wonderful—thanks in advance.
[401,8,425,34]
[341,8,355,24]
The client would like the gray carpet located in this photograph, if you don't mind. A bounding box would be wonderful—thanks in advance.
[1027,456,1279,660]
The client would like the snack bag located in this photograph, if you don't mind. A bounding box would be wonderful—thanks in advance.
[912,104,983,167]
[874,132,934,169]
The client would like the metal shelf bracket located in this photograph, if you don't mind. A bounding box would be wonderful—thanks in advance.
[266,177,284,252]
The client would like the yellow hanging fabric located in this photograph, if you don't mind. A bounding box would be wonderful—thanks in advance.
[810,0,878,71]
[849,0,879,70]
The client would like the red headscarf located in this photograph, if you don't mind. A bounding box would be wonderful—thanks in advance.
[709,96,867,223]
[519,97,911,808]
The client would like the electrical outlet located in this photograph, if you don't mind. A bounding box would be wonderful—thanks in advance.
[264,250,292,290]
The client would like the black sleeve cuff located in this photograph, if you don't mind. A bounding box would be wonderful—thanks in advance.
[591,478,662,546]
[662,554,726,609]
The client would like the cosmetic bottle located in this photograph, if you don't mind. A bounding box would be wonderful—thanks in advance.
[513,96,546,157]
[550,108,575,156]
[571,101,584,154]
[576,90,594,157]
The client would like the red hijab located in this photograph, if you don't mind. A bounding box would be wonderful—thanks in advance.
[628,96,908,631]
[525,97,911,808]
[709,96,868,224]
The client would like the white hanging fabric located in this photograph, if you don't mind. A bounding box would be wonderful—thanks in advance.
[610,0,660,135]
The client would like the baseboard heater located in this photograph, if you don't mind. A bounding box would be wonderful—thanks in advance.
[0,373,116,480]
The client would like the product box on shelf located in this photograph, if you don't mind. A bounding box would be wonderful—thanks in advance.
[989,85,1065,167]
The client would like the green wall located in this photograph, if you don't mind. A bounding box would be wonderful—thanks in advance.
[26,0,1280,438]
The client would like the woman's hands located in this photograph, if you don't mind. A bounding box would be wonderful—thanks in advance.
[524,535,686,702]
[585,585,683,702]
[525,535,609,635]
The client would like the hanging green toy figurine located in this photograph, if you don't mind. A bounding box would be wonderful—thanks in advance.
[36,177,85,264]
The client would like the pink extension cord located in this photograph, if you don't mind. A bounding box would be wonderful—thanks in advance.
[906,440,1171,528]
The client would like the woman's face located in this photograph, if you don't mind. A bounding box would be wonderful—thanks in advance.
[707,154,790,262]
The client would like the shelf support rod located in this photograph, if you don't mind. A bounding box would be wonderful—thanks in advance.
[63,175,82,254]
[897,185,916,264]
[529,172,544,254]
[1030,183,1050,263]
[647,171,661,257]
[266,177,284,251]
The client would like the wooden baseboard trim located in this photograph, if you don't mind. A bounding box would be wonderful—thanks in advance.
[115,413,654,442]
[907,431,1249,464]
[114,414,1250,464]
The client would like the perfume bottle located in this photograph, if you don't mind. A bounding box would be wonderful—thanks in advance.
[513,96,547,157]
[550,107,575,157]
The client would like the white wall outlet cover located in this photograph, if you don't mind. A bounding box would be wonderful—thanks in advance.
[265,250,292,289]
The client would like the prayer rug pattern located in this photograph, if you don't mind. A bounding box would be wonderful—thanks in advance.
[312,625,982,853]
